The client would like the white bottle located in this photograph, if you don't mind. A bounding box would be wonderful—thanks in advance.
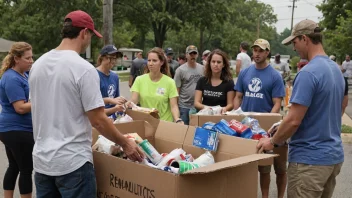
[193,151,215,167]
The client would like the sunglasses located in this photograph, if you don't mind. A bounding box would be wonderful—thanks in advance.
[189,52,198,55]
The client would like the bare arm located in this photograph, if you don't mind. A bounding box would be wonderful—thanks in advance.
[236,60,242,77]
[177,88,180,94]
[12,100,31,114]
[233,91,243,110]
[86,106,144,162]
[271,97,282,113]
[272,103,308,144]
[342,95,348,116]
[224,91,235,111]
[104,105,125,116]
[129,75,134,88]
[194,90,205,110]
[128,91,140,106]
[170,97,182,122]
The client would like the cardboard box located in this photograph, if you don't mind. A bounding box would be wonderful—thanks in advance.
[189,113,282,132]
[93,120,275,198]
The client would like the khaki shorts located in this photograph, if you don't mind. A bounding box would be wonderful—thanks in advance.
[258,144,288,174]
[287,162,343,198]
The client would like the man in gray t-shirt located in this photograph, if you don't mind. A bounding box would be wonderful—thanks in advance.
[271,54,290,80]
[129,51,146,87]
[174,45,204,125]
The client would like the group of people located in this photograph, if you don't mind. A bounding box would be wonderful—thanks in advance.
[0,10,346,198]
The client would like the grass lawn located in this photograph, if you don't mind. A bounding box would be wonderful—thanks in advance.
[117,72,130,82]
[342,124,352,134]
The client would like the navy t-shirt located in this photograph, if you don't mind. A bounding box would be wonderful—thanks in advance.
[0,69,32,132]
[196,76,235,107]
[235,64,285,112]
[289,56,344,165]
[97,70,120,110]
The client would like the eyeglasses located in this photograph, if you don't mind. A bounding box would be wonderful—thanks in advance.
[107,56,117,61]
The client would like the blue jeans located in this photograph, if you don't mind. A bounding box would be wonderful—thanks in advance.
[35,162,96,198]
[179,107,191,125]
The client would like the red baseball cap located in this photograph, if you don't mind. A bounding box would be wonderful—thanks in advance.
[64,10,102,38]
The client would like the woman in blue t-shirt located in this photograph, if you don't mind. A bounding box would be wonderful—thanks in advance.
[96,45,126,120]
[0,42,34,198]
[194,49,235,113]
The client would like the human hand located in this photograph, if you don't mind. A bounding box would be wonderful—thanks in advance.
[121,139,144,162]
[256,137,274,153]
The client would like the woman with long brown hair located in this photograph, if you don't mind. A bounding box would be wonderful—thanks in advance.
[194,49,235,113]
[129,47,182,123]
[0,42,34,198]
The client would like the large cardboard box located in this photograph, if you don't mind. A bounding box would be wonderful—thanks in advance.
[93,120,275,198]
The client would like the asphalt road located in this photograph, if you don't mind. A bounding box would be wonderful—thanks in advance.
[1,82,352,198]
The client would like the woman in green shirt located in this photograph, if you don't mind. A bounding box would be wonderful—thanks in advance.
[129,47,183,124]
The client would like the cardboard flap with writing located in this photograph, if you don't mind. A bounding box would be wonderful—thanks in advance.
[93,151,178,198]
[126,109,160,130]
[182,154,276,175]
[154,120,188,154]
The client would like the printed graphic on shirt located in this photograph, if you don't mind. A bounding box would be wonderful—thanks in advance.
[189,74,202,84]
[204,90,223,98]
[156,87,166,95]
[108,84,116,98]
[246,78,264,98]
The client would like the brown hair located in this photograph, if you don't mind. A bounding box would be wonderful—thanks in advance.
[0,42,32,77]
[205,49,233,82]
[144,47,171,77]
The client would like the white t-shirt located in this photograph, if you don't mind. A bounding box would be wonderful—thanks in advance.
[342,60,352,77]
[29,50,105,176]
[236,52,251,71]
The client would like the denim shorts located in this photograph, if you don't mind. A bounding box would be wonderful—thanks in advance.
[35,162,96,198]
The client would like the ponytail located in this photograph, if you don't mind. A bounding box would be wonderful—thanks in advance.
[0,53,15,77]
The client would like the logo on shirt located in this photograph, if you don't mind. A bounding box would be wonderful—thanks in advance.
[245,78,264,99]
[204,90,223,98]
[156,87,165,95]
[108,84,116,98]
[248,78,262,92]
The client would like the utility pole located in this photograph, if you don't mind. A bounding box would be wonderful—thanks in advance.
[289,0,297,31]
[103,0,113,45]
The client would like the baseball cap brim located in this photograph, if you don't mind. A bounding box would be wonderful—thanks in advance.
[251,44,267,50]
[281,35,296,45]
[93,29,103,38]
[188,50,198,54]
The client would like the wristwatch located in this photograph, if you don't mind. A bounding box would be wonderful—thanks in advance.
[270,137,279,148]
[175,119,183,123]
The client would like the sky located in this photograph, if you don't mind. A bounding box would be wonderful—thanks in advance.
[259,0,324,33]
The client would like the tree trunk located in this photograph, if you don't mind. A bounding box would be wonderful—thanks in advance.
[152,22,167,48]
[103,0,113,45]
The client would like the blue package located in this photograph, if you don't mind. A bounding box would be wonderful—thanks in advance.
[202,122,215,130]
[240,128,253,139]
[193,127,219,151]
[213,119,238,136]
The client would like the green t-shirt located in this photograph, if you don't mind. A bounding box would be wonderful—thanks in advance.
[131,74,179,122]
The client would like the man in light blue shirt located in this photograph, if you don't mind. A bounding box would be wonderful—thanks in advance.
[257,19,344,198]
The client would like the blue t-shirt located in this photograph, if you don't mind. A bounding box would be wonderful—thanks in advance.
[289,56,344,165]
[97,70,120,118]
[235,64,285,112]
[0,69,32,132]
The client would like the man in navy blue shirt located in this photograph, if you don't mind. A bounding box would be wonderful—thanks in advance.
[257,19,344,198]
[234,38,286,198]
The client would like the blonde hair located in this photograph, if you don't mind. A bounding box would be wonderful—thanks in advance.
[0,42,32,77]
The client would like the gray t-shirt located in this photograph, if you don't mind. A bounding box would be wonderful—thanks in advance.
[29,50,105,176]
[174,63,204,108]
[130,58,146,78]
[271,61,290,78]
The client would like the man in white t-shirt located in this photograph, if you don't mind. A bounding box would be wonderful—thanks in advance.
[236,41,252,76]
[29,10,143,198]
[342,54,352,78]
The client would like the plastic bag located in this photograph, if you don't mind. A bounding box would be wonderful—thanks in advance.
[113,114,133,124]
[225,107,245,115]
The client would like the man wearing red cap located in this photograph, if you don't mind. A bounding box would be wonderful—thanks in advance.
[29,10,144,198]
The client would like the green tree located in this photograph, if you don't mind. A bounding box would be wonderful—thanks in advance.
[317,0,352,30]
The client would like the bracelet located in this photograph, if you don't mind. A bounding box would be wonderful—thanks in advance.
[270,138,279,148]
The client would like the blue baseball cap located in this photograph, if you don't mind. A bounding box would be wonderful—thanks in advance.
[165,47,174,55]
[100,45,119,55]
